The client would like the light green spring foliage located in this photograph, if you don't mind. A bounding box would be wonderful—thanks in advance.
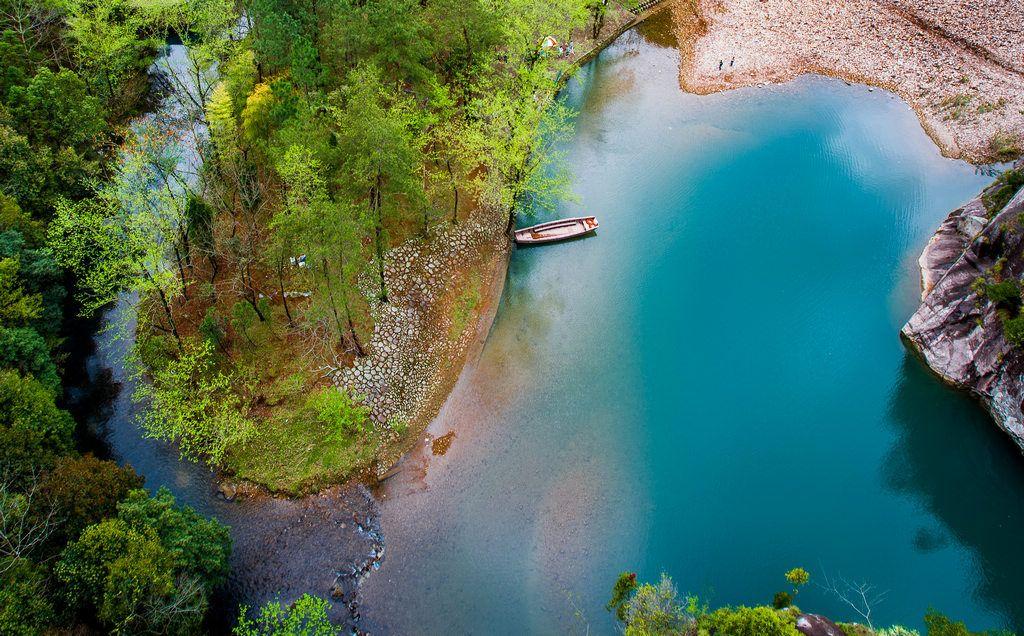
[309,388,372,439]
[876,627,920,636]
[785,567,810,589]
[49,118,187,322]
[697,606,799,636]
[624,574,691,636]
[134,338,256,465]
[59,0,163,104]
[234,594,341,636]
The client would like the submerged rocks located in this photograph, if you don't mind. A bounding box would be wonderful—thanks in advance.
[902,161,1024,450]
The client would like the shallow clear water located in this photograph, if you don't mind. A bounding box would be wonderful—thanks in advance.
[361,20,1024,634]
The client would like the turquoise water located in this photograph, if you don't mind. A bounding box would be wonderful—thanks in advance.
[361,22,1024,634]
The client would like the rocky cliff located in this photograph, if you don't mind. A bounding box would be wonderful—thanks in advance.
[902,161,1024,450]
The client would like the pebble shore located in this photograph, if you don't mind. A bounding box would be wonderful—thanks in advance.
[670,0,1024,162]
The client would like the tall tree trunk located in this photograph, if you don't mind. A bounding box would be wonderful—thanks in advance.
[373,172,387,303]
[446,157,459,225]
[208,253,219,285]
[146,271,183,351]
[172,245,189,300]
[244,262,266,321]
[277,257,293,327]
[321,257,347,350]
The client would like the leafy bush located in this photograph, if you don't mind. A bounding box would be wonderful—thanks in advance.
[924,610,974,636]
[983,168,1024,215]
[697,605,799,636]
[1001,313,1024,347]
[309,388,372,439]
[977,278,1021,307]
[607,571,639,621]
[988,131,1022,163]
[772,591,792,609]
[877,627,920,636]
[624,574,690,635]
[235,594,341,635]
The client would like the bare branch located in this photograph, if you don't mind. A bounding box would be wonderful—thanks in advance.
[0,471,61,573]
[817,569,888,630]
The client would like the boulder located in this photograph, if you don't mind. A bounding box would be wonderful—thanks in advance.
[902,160,1024,451]
[796,613,846,636]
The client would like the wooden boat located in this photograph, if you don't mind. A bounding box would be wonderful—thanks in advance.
[513,216,599,244]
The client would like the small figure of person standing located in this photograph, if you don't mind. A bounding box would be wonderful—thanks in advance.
[730,57,735,67]
[718,59,723,70]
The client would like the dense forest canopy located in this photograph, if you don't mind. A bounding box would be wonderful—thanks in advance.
[1,0,591,630]
[44,0,592,496]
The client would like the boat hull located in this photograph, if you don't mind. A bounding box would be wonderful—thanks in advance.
[513,216,599,244]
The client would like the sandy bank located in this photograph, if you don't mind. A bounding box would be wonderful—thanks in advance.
[670,0,1024,162]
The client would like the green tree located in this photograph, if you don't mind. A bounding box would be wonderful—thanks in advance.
[322,0,433,87]
[785,567,810,596]
[0,257,40,325]
[55,518,176,632]
[117,487,232,590]
[0,229,66,341]
[234,594,341,636]
[6,67,106,151]
[38,454,144,545]
[62,0,161,106]
[331,64,424,302]
[0,326,60,391]
[134,338,256,466]
[49,120,191,346]
[0,370,74,486]
[153,0,239,118]
[274,143,368,353]
[0,557,55,636]
[467,60,577,232]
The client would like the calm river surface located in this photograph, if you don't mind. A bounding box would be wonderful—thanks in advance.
[360,17,1024,634]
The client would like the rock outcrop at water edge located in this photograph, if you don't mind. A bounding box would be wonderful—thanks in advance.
[902,161,1024,450]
